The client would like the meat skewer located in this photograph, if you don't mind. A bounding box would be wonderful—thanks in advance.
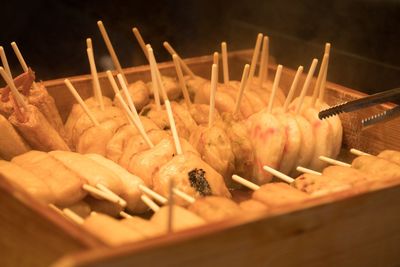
[11,42,66,140]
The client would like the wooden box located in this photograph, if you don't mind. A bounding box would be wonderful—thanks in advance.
[1,50,399,267]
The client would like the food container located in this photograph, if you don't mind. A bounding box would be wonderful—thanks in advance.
[1,50,399,267]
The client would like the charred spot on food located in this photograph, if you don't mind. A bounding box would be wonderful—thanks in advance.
[188,168,212,196]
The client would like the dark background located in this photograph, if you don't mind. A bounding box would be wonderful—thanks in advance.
[1,0,399,93]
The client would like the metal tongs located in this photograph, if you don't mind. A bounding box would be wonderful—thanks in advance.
[318,87,400,129]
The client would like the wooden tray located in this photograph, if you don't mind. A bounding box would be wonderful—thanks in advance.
[1,50,399,267]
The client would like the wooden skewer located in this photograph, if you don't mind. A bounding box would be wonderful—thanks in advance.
[96,183,127,207]
[283,66,303,112]
[64,79,100,127]
[319,156,351,167]
[232,174,260,191]
[296,166,322,175]
[311,53,329,107]
[172,54,191,109]
[113,89,154,148]
[141,195,160,212]
[138,184,168,205]
[167,179,174,233]
[319,43,331,101]
[146,46,162,109]
[213,52,219,68]
[233,64,250,115]
[63,208,84,225]
[172,188,196,204]
[295,58,319,115]
[263,165,295,183]
[163,41,195,78]
[0,46,12,77]
[132,27,149,60]
[86,46,104,111]
[165,99,183,155]
[208,64,218,128]
[350,148,371,156]
[86,39,98,102]
[120,211,132,219]
[247,33,263,85]
[117,73,141,123]
[97,21,128,85]
[10,42,39,91]
[267,65,283,114]
[221,42,229,86]
[82,184,121,204]
[0,67,28,111]
[258,36,269,87]
[48,204,65,217]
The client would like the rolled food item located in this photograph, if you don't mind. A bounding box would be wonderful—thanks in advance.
[86,153,148,213]
[0,160,55,204]
[12,151,87,206]
[0,113,30,160]
[9,104,70,152]
[187,196,241,222]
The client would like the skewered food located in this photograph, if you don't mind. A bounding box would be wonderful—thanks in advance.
[0,113,30,160]
[239,199,268,212]
[253,182,309,207]
[12,151,87,206]
[120,216,164,238]
[0,160,55,203]
[187,196,240,222]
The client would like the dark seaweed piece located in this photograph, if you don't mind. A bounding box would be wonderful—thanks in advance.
[188,168,212,196]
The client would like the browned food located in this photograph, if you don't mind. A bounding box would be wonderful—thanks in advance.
[292,173,351,195]
[0,160,55,203]
[352,155,400,181]
[113,80,150,111]
[83,212,145,246]
[128,137,199,187]
[151,205,206,232]
[9,105,70,151]
[12,151,87,206]
[188,196,241,222]
[0,113,30,160]
[239,199,268,212]
[121,217,164,238]
[152,153,231,206]
[378,150,400,166]
[253,182,309,207]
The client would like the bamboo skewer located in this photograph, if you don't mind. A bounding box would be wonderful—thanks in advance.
[350,148,371,156]
[163,41,195,78]
[319,156,351,167]
[233,64,250,115]
[97,21,128,85]
[263,165,295,183]
[172,188,196,204]
[132,27,149,60]
[172,54,192,109]
[64,79,100,127]
[107,72,154,148]
[295,59,319,115]
[167,179,174,233]
[96,183,127,207]
[119,211,132,219]
[282,66,304,112]
[140,195,160,212]
[296,166,322,175]
[231,174,260,191]
[146,46,161,109]
[165,99,183,155]
[311,53,329,107]
[0,46,12,77]
[117,73,141,123]
[267,65,283,114]
[48,204,66,217]
[258,36,269,87]
[138,184,168,205]
[221,42,229,86]
[208,64,218,128]
[213,52,219,68]
[246,33,263,85]
[86,46,104,110]
[319,43,331,101]
[10,42,39,91]
[63,208,84,225]
[82,184,121,205]
[0,67,28,111]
